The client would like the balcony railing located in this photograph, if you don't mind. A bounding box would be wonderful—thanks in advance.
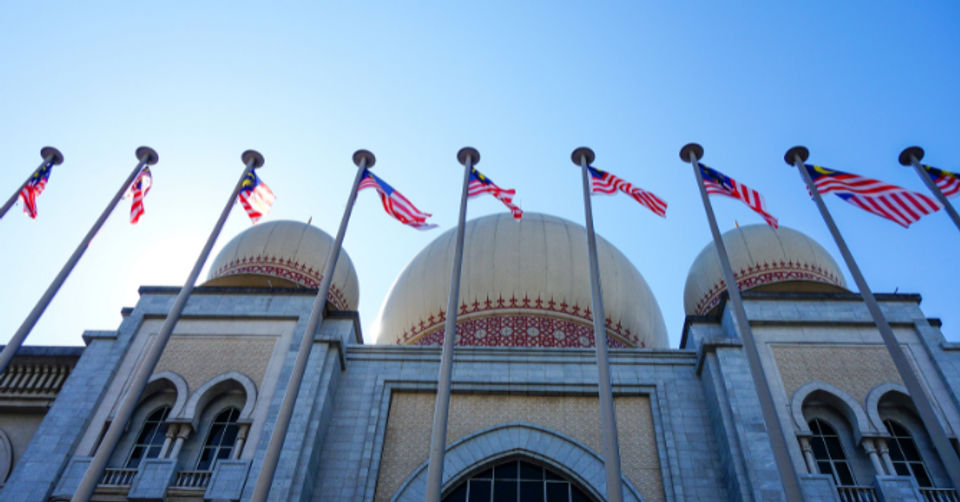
[99,468,137,487]
[921,488,960,502]
[174,470,212,489]
[836,485,879,502]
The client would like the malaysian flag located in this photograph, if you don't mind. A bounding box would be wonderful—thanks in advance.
[805,164,941,228]
[19,163,53,219]
[128,166,152,224]
[237,170,276,223]
[588,165,667,217]
[358,169,436,230]
[921,164,960,198]
[699,164,778,228]
[469,167,522,219]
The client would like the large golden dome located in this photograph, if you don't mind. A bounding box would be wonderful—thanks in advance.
[683,224,847,316]
[205,220,359,311]
[374,212,668,348]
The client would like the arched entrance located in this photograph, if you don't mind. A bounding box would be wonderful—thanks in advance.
[443,458,594,502]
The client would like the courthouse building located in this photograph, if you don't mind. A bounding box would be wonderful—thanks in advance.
[0,213,958,501]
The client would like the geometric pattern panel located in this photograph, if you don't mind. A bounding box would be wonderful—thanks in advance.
[375,392,661,502]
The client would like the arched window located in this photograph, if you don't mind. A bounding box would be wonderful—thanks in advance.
[442,459,593,502]
[126,406,171,468]
[196,407,240,471]
[808,418,856,486]
[883,419,933,487]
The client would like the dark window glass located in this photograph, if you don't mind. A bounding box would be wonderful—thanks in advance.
[126,406,171,468]
[446,484,467,502]
[520,480,543,499]
[884,419,933,488]
[493,480,516,500]
[443,460,595,502]
[520,462,542,480]
[494,462,517,478]
[468,480,490,502]
[546,482,569,501]
[196,407,240,471]
[807,418,856,486]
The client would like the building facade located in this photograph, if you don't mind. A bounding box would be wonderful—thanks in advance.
[0,214,958,501]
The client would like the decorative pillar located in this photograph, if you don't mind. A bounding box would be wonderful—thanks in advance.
[232,423,250,460]
[862,438,886,475]
[877,438,896,475]
[168,424,193,460]
[798,436,818,474]
[159,426,177,458]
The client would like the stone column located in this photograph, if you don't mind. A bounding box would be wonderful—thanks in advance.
[232,423,250,460]
[877,438,897,475]
[168,424,193,460]
[798,436,818,474]
[861,438,886,475]
[159,425,177,458]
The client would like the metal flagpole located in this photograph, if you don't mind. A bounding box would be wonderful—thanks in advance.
[0,147,155,377]
[250,149,374,502]
[424,147,476,502]
[682,143,804,501]
[786,146,960,489]
[71,149,264,502]
[0,146,64,219]
[899,146,960,233]
[573,147,624,502]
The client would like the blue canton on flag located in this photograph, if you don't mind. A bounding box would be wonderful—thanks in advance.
[921,164,960,198]
[358,170,437,230]
[587,165,667,217]
[237,170,276,224]
[19,163,53,219]
[805,164,940,228]
[468,168,522,219]
[699,164,778,228]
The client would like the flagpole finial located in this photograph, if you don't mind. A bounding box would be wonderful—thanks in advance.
[570,147,595,166]
[457,147,480,166]
[40,147,64,166]
[353,150,376,168]
[898,146,924,166]
[241,150,265,169]
[135,147,159,165]
[784,146,809,166]
[679,143,704,162]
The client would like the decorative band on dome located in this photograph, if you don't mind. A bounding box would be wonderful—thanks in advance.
[394,294,640,348]
[212,255,351,311]
[695,259,844,315]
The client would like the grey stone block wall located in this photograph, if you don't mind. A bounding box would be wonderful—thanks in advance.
[0,312,142,502]
[127,458,178,500]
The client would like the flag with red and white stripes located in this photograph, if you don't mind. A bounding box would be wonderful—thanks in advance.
[921,164,960,198]
[358,169,436,230]
[469,167,522,219]
[237,170,276,223]
[699,164,777,228]
[587,165,667,217]
[19,163,53,219]
[128,166,152,224]
[805,164,941,228]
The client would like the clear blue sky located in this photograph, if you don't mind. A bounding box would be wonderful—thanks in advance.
[2,2,958,347]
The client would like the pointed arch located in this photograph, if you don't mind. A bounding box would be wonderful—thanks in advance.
[389,422,646,502]
[791,382,873,439]
[180,371,257,425]
[146,371,188,417]
[865,383,912,432]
